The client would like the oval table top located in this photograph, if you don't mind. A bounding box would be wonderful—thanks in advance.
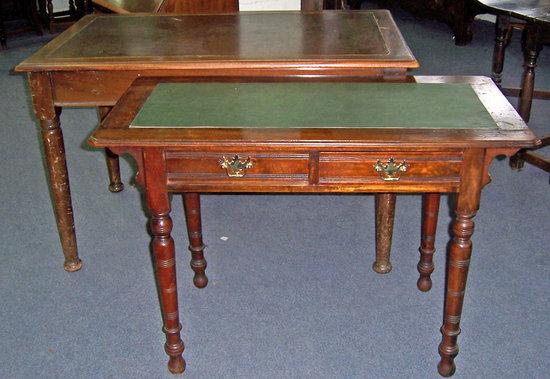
[477,0,550,24]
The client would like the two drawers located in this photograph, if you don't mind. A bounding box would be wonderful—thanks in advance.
[165,150,463,192]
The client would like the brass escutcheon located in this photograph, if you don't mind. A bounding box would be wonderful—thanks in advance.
[374,157,408,181]
[219,154,253,178]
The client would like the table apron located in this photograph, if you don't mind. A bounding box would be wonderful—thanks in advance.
[49,69,409,107]
[161,149,463,193]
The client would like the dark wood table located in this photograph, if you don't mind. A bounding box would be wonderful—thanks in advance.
[89,75,538,376]
[477,0,550,175]
[15,11,418,272]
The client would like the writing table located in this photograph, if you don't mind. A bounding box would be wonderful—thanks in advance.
[89,76,538,376]
[15,10,418,272]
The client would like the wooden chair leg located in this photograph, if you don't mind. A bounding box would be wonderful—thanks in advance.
[68,0,76,17]
[144,148,185,374]
[46,0,53,32]
[37,0,48,29]
[183,193,208,288]
[492,15,512,87]
[517,23,543,123]
[29,0,44,35]
[373,193,396,274]
[98,107,124,192]
[511,23,543,170]
[417,193,441,292]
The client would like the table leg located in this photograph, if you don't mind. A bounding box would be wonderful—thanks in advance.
[98,107,124,193]
[80,0,92,16]
[46,0,53,32]
[68,0,76,18]
[518,23,543,123]
[29,73,81,272]
[29,0,44,36]
[183,193,208,288]
[450,2,474,46]
[438,150,484,377]
[143,148,186,374]
[373,193,395,274]
[37,0,48,29]
[417,193,440,292]
[492,15,512,87]
[511,23,543,170]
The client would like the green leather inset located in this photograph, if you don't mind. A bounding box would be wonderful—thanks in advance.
[131,83,497,129]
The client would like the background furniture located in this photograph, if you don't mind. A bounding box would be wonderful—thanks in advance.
[38,0,90,32]
[0,0,42,49]
[478,0,550,176]
[91,0,361,14]
[15,11,418,272]
[90,75,537,376]
[366,0,480,45]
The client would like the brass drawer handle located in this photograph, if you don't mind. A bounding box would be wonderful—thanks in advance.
[374,157,408,181]
[219,154,253,178]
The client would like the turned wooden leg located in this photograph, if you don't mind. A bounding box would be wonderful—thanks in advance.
[518,23,543,122]
[492,15,512,88]
[81,0,92,16]
[105,148,124,192]
[144,148,185,374]
[511,24,543,170]
[373,193,395,274]
[29,0,43,36]
[29,73,81,272]
[98,107,124,193]
[68,0,76,17]
[438,150,484,377]
[46,0,53,32]
[37,0,48,28]
[183,193,208,288]
[417,193,441,292]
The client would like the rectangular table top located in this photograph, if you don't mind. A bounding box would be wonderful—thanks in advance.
[16,11,417,72]
[90,76,538,150]
[130,82,497,129]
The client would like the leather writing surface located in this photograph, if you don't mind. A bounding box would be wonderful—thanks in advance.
[131,83,498,129]
[46,13,388,60]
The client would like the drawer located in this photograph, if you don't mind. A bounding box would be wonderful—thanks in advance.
[165,151,309,184]
[319,151,463,184]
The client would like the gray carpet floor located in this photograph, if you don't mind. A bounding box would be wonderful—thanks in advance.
[1,8,549,379]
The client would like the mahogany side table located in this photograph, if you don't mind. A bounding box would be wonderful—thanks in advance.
[89,75,538,376]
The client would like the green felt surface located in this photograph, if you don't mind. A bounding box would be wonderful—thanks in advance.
[130,83,497,129]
